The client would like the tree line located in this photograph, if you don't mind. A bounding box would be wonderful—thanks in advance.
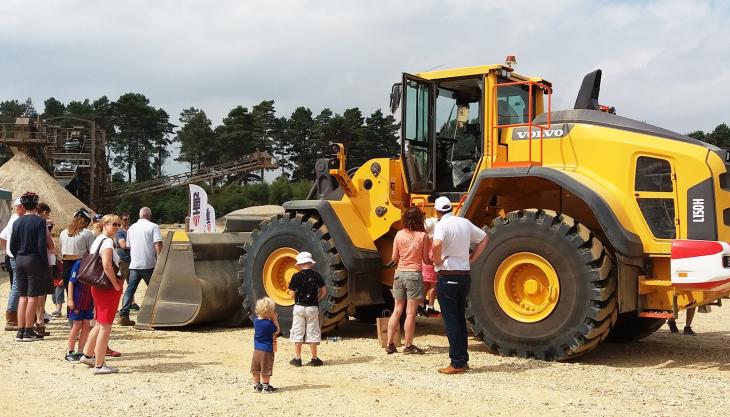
[687,124,730,148]
[0,95,400,183]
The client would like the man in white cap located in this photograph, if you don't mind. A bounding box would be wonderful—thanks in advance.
[287,251,327,367]
[431,196,488,374]
[0,197,26,331]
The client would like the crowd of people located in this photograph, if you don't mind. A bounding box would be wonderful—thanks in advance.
[0,192,163,374]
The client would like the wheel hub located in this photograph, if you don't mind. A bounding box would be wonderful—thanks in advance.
[494,252,560,323]
[262,247,298,306]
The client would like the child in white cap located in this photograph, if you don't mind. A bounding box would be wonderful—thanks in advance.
[287,251,327,367]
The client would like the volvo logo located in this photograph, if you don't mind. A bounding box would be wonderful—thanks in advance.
[512,124,572,140]
[516,129,565,139]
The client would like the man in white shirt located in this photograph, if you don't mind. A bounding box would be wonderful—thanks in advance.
[431,196,488,374]
[0,198,26,331]
[117,207,163,326]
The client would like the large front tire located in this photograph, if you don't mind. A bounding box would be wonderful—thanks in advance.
[237,212,348,335]
[467,209,617,360]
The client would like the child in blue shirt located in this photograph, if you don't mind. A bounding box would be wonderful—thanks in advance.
[65,260,94,361]
[251,297,280,393]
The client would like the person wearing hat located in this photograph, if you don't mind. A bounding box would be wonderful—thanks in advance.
[287,251,327,367]
[9,191,51,341]
[431,196,488,374]
[0,197,26,331]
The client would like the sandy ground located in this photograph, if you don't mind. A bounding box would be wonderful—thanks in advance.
[0,270,729,417]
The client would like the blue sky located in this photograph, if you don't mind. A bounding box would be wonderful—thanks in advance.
[1,0,728,175]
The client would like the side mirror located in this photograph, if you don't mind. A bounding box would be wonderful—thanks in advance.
[389,83,402,114]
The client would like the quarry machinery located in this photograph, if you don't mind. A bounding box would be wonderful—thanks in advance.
[138,62,730,360]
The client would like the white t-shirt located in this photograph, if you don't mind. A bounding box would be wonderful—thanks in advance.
[60,228,96,257]
[433,213,486,272]
[0,214,19,258]
[90,235,120,275]
[127,219,163,270]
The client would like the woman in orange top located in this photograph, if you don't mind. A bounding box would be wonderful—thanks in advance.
[385,207,431,354]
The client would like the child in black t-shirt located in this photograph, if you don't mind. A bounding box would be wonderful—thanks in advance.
[287,251,327,367]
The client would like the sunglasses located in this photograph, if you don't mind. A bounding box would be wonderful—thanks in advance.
[121,218,130,221]
[109,223,121,227]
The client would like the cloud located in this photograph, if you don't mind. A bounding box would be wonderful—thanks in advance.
[1,0,729,174]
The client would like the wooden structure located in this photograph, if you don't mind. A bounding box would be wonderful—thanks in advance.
[0,116,107,207]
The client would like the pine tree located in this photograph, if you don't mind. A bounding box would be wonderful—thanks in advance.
[286,107,314,180]
[43,98,66,119]
[110,93,173,181]
[66,99,95,119]
[252,100,278,154]
[359,109,400,162]
[215,105,257,162]
[707,123,730,149]
[0,100,28,123]
[22,98,37,118]
[176,107,217,171]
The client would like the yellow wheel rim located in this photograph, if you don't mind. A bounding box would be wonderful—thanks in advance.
[262,247,299,306]
[494,252,560,323]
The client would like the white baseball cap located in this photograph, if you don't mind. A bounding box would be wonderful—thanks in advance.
[295,251,316,265]
[13,197,21,206]
[434,196,452,212]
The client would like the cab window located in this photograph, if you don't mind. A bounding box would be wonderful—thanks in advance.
[635,157,672,192]
[403,78,433,193]
[635,156,676,239]
[434,78,482,191]
[496,81,531,125]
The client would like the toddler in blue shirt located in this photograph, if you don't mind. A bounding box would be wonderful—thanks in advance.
[251,297,280,393]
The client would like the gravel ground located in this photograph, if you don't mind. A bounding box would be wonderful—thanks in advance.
[1,271,728,417]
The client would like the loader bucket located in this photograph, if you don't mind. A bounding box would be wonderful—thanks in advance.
[135,230,252,329]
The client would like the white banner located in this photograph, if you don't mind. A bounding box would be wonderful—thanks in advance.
[188,184,207,233]
[205,204,216,233]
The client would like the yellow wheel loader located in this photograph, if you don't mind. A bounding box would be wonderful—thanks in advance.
[138,63,730,360]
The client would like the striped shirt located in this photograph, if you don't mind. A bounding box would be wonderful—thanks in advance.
[69,261,93,311]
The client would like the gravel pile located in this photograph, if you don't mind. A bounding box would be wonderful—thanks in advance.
[0,151,93,232]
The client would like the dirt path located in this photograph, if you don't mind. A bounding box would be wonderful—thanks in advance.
[0,272,728,417]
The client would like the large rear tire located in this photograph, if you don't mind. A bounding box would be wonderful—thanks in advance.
[467,209,617,361]
[237,212,348,336]
[606,313,665,342]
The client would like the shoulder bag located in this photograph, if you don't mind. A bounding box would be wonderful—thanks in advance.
[77,238,119,289]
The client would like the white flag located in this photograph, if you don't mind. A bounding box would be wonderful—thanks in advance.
[205,204,216,233]
[188,184,208,233]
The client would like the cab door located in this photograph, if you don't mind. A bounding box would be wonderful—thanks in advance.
[401,73,435,195]
[633,155,678,247]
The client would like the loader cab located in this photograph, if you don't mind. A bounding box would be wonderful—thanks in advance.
[400,73,484,195]
[395,66,550,198]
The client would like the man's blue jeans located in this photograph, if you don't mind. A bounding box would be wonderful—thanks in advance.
[436,272,471,368]
[118,268,153,317]
[6,257,19,312]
